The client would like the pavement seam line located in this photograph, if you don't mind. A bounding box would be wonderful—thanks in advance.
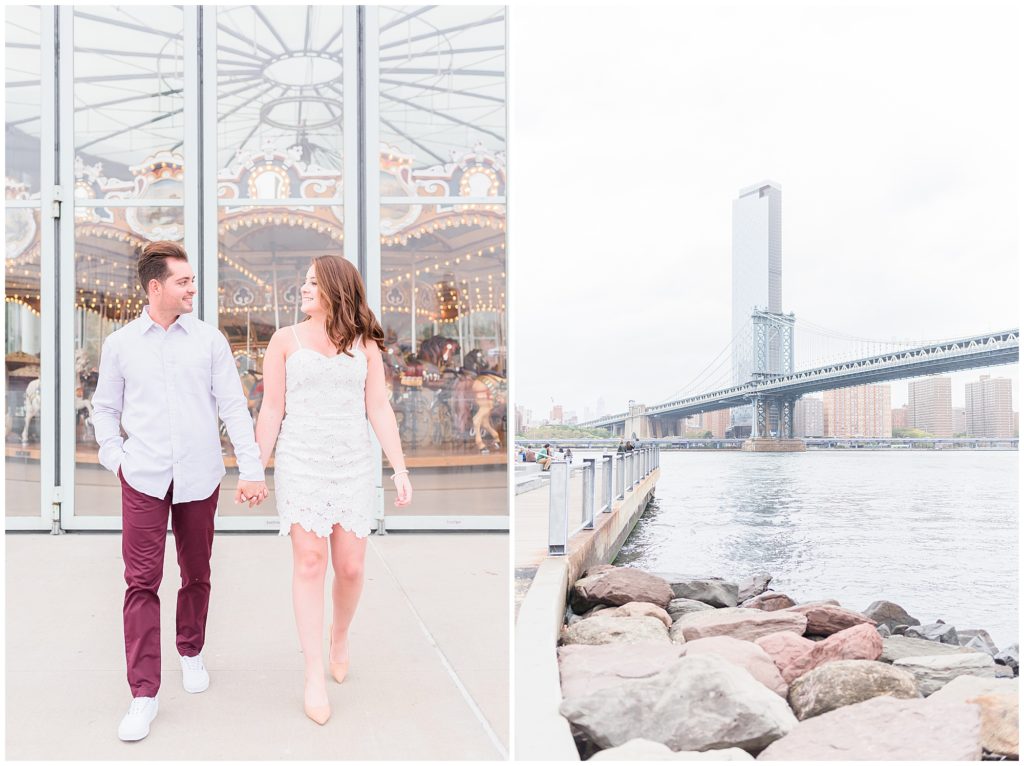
[368,537,509,760]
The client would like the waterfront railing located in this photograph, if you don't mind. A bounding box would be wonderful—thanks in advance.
[548,445,660,555]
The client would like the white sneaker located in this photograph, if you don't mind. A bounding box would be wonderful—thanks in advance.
[118,696,158,741]
[179,653,210,694]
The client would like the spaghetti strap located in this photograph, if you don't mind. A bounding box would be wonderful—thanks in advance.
[290,325,303,349]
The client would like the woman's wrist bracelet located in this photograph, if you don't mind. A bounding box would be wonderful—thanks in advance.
[391,469,409,481]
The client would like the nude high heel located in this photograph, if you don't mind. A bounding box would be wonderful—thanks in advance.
[303,677,331,725]
[329,623,349,684]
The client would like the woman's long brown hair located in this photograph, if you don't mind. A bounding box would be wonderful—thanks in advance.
[307,255,386,356]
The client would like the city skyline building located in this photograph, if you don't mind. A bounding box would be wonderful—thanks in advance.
[731,180,783,428]
[907,377,953,437]
[891,405,909,431]
[965,375,1014,438]
[701,409,731,439]
[823,384,892,438]
[549,404,564,424]
[794,397,824,437]
[952,406,966,436]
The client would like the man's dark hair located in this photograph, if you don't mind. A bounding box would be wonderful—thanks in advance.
[137,241,188,293]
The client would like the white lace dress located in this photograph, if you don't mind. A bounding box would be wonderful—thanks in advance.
[274,327,375,538]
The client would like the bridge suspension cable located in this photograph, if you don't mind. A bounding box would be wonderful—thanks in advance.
[655,323,752,404]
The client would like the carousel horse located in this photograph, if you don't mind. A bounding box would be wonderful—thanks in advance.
[21,379,41,446]
[454,349,507,453]
[19,349,94,445]
[418,336,460,372]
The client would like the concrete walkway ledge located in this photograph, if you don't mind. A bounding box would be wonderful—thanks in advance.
[514,470,659,760]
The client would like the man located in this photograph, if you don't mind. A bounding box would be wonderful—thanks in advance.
[92,241,269,741]
[536,443,554,471]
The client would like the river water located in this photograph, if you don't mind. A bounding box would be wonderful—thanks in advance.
[612,449,1019,649]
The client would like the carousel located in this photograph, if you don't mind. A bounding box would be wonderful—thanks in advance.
[5,141,507,467]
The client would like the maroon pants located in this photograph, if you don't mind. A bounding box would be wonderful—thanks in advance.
[119,468,218,697]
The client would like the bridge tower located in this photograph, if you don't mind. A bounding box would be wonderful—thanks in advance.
[748,310,799,438]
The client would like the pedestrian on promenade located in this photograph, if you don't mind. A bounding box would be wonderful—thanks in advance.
[536,443,554,471]
[92,241,270,742]
[255,255,412,725]
[625,440,635,452]
[616,439,625,454]
[564,448,573,465]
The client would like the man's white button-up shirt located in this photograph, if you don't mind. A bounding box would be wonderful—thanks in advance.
[91,305,265,502]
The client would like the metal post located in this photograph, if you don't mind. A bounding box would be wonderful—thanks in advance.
[615,453,625,500]
[582,458,595,530]
[601,454,613,512]
[548,460,569,555]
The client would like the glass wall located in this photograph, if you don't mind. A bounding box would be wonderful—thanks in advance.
[215,6,346,525]
[378,7,507,522]
[5,6,43,520]
[71,8,186,517]
[4,5,508,531]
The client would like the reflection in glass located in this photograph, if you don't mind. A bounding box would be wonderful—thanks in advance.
[5,208,42,516]
[72,207,179,516]
[216,6,344,195]
[72,7,185,187]
[381,203,507,517]
[5,5,42,194]
[379,6,506,176]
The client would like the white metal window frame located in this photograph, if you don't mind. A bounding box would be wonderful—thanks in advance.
[10,5,509,533]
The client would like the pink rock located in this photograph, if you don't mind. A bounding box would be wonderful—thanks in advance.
[557,641,687,699]
[742,592,796,612]
[682,636,788,696]
[670,608,807,643]
[571,567,674,613]
[785,603,876,636]
[759,624,884,684]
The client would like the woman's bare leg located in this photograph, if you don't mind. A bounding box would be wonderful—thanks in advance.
[290,524,329,706]
[328,526,368,663]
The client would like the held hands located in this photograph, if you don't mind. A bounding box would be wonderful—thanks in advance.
[236,479,269,509]
[392,472,412,507]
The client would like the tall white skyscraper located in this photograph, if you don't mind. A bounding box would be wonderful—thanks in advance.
[731,181,783,427]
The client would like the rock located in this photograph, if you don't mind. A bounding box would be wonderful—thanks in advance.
[741,592,796,612]
[893,624,911,635]
[560,654,796,754]
[588,601,673,628]
[893,652,996,696]
[557,641,687,699]
[561,614,671,647]
[588,739,754,761]
[787,659,920,719]
[927,674,1018,704]
[570,567,674,614]
[784,603,876,636]
[863,600,921,631]
[755,631,817,678]
[905,621,960,645]
[681,636,788,696]
[668,578,739,608]
[994,644,1018,674]
[968,693,1018,758]
[671,608,807,644]
[958,629,999,657]
[880,635,977,663]
[995,664,1015,678]
[876,623,892,638]
[668,598,716,621]
[798,598,841,607]
[737,573,773,602]
[759,623,883,684]
[567,604,610,625]
[757,696,982,760]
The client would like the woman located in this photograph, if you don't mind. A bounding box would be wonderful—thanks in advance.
[255,255,412,725]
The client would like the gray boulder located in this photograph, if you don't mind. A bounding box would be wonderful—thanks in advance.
[757,696,982,760]
[589,739,754,760]
[892,652,996,696]
[737,573,773,602]
[994,643,1018,674]
[995,664,1015,678]
[787,659,920,720]
[560,654,797,754]
[926,674,1018,704]
[668,598,716,622]
[880,635,976,663]
[958,629,999,657]
[570,567,674,614]
[904,621,960,645]
[668,578,739,608]
[558,641,686,699]
[863,600,921,631]
[561,614,670,647]
[876,623,892,638]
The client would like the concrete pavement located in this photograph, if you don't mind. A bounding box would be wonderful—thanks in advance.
[5,531,509,760]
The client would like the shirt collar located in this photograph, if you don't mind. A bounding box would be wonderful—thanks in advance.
[139,305,194,335]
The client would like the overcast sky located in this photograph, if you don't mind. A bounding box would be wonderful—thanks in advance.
[510,2,1019,421]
